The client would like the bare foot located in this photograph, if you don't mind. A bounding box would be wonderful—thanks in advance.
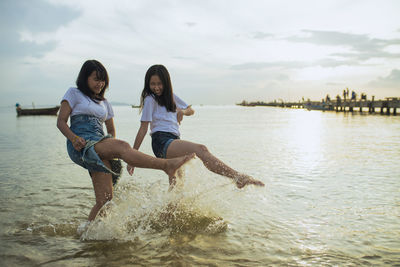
[165,153,195,179]
[235,174,265,189]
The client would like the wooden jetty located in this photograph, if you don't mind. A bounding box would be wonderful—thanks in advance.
[237,97,400,115]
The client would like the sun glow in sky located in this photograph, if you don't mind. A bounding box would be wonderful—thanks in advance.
[1,0,399,106]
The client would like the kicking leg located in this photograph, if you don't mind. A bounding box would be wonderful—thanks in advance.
[166,139,264,188]
[94,138,194,179]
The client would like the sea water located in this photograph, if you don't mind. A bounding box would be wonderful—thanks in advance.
[0,105,399,266]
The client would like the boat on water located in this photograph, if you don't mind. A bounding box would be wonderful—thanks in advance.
[16,103,60,116]
[304,101,334,111]
[304,102,325,111]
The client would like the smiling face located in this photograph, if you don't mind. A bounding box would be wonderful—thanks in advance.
[87,71,105,95]
[149,75,164,96]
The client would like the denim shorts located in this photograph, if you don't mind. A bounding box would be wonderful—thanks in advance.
[151,131,179,158]
[67,114,121,185]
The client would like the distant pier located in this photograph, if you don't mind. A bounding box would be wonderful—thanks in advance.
[237,97,400,115]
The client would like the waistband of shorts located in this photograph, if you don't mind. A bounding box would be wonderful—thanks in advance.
[151,131,179,139]
[70,114,101,124]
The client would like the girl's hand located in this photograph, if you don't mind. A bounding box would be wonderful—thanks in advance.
[177,109,184,124]
[186,105,194,116]
[127,164,135,176]
[72,136,86,151]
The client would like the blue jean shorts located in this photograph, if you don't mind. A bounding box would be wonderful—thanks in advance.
[67,114,121,185]
[151,131,179,158]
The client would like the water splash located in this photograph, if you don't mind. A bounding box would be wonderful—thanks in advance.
[81,158,231,241]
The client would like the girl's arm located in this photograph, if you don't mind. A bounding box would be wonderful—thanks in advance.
[127,121,149,175]
[133,121,150,150]
[105,118,116,137]
[56,101,86,151]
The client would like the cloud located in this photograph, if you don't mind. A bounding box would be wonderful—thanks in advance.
[230,58,360,71]
[368,69,400,88]
[1,31,57,59]
[332,51,400,61]
[0,0,80,59]
[326,82,345,86]
[1,1,400,106]
[230,61,309,70]
[287,30,400,62]
[252,32,273,39]
[172,56,198,60]
[185,22,197,27]
[315,58,361,68]
[231,30,400,70]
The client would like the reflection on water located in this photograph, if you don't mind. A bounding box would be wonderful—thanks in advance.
[0,106,399,266]
[288,111,323,172]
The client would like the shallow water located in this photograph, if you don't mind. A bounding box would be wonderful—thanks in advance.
[0,105,399,266]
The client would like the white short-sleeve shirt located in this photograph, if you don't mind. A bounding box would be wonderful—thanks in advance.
[141,94,188,136]
[62,87,114,122]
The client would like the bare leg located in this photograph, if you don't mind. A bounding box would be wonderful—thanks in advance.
[88,160,113,221]
[93,138,194,179]
[166,139,264,188]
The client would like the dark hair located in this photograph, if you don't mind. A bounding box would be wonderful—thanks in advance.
[140,64,176,112]
[76,59,109,101]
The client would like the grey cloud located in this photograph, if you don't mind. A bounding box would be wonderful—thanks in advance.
[274,73,290,81]
[252,32,273,39]
[288,30,369,47]
[382,69,400,82]
[230,57,360,70]
[315,58,361,67]
[332,51,400,61]
[185,22,196,27]
[0,0,80,32]
[232,30,397,70]
[368,69,400,88]
[1,31,57,58]
[287,30,400,62]
[231,61,308,70]
[326,82,345,86]
[172,56,198,60]
[0,0,80,59]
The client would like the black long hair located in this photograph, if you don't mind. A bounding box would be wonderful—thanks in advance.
[140,64,176,112]
[76,59,109,102]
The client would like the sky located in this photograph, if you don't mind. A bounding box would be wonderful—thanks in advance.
[1,0,400,106]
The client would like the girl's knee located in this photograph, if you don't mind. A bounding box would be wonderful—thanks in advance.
[115,139,130,149]
[196,144,209,157]
[114,139,131,157]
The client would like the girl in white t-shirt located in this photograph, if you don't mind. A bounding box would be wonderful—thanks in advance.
[128,64,264,189]
[57,60,194,222]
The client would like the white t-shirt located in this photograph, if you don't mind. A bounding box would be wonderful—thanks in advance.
[62,87,114,122]
[141,94,188,136]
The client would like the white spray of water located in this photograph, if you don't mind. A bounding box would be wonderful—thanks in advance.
[80,158,236,241]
